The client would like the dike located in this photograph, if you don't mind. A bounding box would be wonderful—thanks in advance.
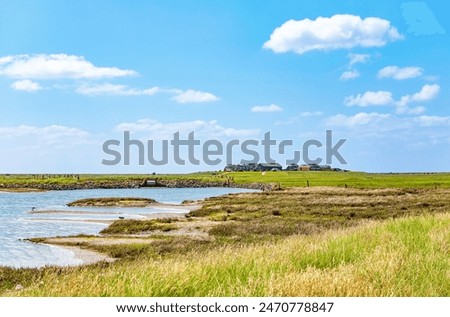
[0,178,278,191]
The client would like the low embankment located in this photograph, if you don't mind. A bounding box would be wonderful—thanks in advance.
[0,174,276,191]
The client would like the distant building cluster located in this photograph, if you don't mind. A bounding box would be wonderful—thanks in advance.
[224,163,345,172]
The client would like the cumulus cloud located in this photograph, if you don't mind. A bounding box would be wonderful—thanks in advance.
[251,104,283,112]
[11,79,41,92]
[0,54,219,103]
[348,53,370,66]
[396,84,440,113]
[0,54,136,79]
[340,54,369,81]
[0,124,90,145]
[340,70,360,80]
[410,84,440,102]
[345,84,439,114]
[263,14,402,54]
[345,91,394,107]
[395,84,439,114]
[324,112,391,127]
[171,89,219,103]
[116,118,259,139]
[76,84,160,96]
[378,66,423,80]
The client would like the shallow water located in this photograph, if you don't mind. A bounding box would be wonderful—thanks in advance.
[0,187,255,268]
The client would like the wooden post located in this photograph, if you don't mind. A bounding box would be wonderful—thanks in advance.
[306,180,310,187]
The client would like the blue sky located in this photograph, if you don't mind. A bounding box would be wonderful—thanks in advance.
[1,0,449,173]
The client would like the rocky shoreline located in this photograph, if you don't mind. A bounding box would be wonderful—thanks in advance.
[0,178,278,191]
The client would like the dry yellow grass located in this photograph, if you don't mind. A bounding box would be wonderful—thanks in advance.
[3,213,448,297]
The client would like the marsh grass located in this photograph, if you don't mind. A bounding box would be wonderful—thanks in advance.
[191,187,450,242]
[100,219,176,234]
[2,214,448,296]
[67,197,157,207]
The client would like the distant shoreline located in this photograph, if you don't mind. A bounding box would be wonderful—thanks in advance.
[0,177,275,191]
[0,188,48,193]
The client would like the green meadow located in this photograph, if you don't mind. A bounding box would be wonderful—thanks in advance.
[2,171,450,189]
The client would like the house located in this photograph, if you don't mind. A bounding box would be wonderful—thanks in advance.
[299,164,311,171]
[256,162,282,171]
[285,163,299,171]
[224,164,235,172]
[224,162,283,172]
[309,164,321,171]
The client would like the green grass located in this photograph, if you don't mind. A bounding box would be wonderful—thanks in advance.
[67,197,157,207]
[100,219,176,235]
[188,187,450,243]
[2,213,448,296]
[0,173,226,189]
[226,171,450,188]
[1,171,450,189]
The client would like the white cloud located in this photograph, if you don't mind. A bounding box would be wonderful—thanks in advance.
[411,84,440,102]
[340,70,360,80]
[346,84,439,114]
[251,104,283,112]
[324,112,391,127]
[378,66,423,80]
[171,89,219,103]
[395,84,440,114]
[424,75,439,81]
[348,53,370,66]
[413,115,450,127]
[299,111,323,117]
[340,54,369,81]
[0,124,90,145]
[0,54,136,79]
[263,14,402,54]
[274,111,323,126]
[345,91,394,107]
[396,105,426,115]
[0,56,14,65]
[0,54,219,103]
[116,119,259,139]
[76,84,219,104]
[11,79,41,92]
[76,84,160,96]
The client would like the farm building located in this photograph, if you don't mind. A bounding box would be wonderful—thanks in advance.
[299,164,331,171]
[256,163,282,171]
[299,164,311,171]
[286,163,299,171]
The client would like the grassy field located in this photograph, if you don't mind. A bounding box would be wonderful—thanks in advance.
[0,173,222,188]
[1,171,450,189]
[226,171,450,188]
[2,213,448,296]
